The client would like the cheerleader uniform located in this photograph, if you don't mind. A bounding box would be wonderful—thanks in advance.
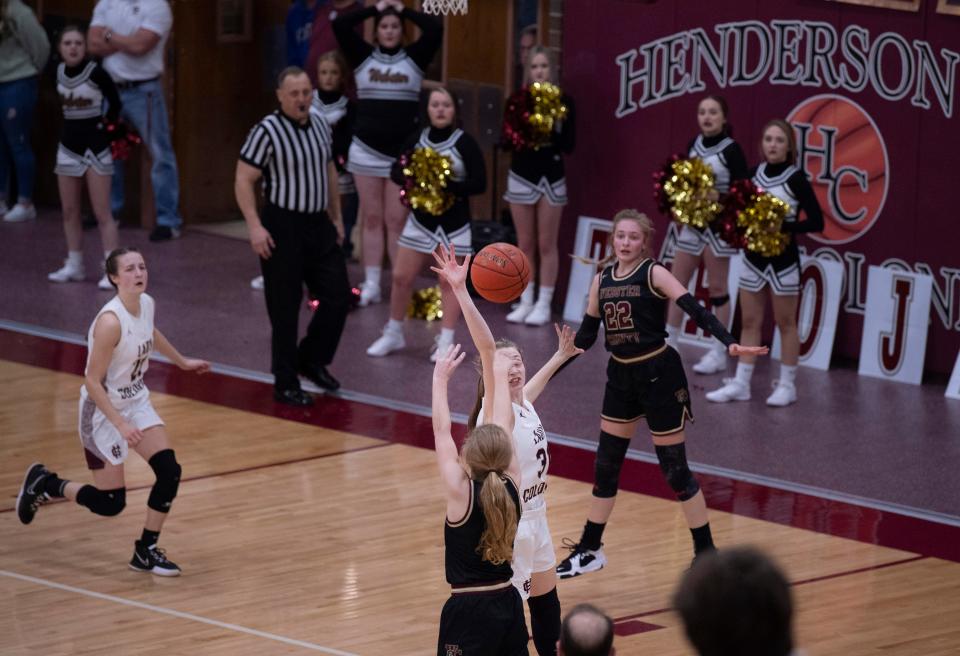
[55,60,121,177]
[738,161,824,296]
[438,477,529,656]
[392,125,486,255]
[312,88,359,255]
[333,7,442,178]
[503,94,575,206]
[675,132,748,257]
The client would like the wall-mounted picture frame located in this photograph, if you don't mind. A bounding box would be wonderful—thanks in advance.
[217,0,253,43]
[936,0,960,14]
[825,0,921,10]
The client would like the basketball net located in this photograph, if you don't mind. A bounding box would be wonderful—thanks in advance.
[421,0,468,15]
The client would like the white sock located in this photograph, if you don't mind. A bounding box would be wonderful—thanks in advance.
[665,324,680,348]
[364,266,381,286]
[519,284,534,306]
[536,286,554,306]
[385,318,403,334]
[734,362,755,385]
[440,327,455,342]
[67,251,83,266]
[780,363,797,386]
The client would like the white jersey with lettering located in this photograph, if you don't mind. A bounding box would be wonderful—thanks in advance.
[479,398,549,514]
[754,162,800,224]
[355,50,423,102]
[689,134,735,193]
[81,293,155,408]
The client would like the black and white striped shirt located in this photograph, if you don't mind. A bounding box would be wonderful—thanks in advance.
[239,110,332,213]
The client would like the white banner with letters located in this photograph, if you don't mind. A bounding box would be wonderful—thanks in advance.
[858,266,933,385]
[946,350,960,400]
[772,256,844,370]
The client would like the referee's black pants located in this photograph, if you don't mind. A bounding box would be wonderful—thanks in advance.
[260,204,350,392]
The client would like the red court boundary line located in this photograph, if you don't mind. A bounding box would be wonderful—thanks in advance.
[3,329,959,563]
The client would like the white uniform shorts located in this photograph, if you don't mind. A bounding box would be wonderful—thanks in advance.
[511,504,556,599]
[503,171,567,206]
[675,224,737,258]
[54,144,114,177]
[78,392,164,467]
[346,138,394,178]
[739,258,801,296]
[397,215,473,255]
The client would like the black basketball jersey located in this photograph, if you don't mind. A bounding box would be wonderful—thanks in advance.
[444,478,521,586]
[599,258,668,358]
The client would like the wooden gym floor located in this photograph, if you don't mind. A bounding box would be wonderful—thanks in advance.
[2,331,960,655]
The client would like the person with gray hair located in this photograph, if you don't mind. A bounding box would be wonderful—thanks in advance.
[558,604,615,656]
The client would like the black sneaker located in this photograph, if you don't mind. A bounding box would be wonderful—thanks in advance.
[129,541,181,577]
[556,538,607,579]
[16,463,51,525]
[148,226,181,242]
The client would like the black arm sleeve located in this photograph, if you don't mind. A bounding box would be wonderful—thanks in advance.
[556,95,575,154]
[783,171,825,234]
[333,6,376,68]
[574,313,601,351]
[92,64,122,124]
[675,294,736,347]
[444,133,486,197]
[723,141,750,182]
[401,8,443,71]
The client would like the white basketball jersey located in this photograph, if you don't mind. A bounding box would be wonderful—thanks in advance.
[311,92,348,127]
[57,62,104,121]
[480,398,549,513]
[82,294,155,407]
[689,134,735,193]
[355,50,423,102]
[417,128,466,181]
[754,163,800,225]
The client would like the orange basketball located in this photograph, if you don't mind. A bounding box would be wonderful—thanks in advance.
[470,243,531,303]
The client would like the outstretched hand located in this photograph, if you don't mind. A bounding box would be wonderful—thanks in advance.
[430,244,471,290]
[555,323,584,360]
[433,343,467,381]
[728,344,770,357]
[181,358,211,374]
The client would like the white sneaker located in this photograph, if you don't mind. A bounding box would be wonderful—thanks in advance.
[0,201,8,217]
[250,275,264,290]
[3,203,37,222]
[556,539,607,579]
[430,333,455,363]
[765,380,797,407]
[366,326,405,357]
[358,281,381,307]
[524,302,552,326]
[48,260,85,283]
[705,377,751,403]
[97,274,114,290]
[506,302,534,323]
[692,349,726,375]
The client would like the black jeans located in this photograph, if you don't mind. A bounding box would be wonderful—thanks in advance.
[260,204,350,391]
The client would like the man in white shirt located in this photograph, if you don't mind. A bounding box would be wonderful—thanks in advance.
[88,0,182,242]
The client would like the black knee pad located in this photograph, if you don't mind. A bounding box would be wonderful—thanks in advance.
[77,485,127,517]
[710,294,730,308]
[147,449,181,513]
[593,431,630,498]
[655,443,700,501]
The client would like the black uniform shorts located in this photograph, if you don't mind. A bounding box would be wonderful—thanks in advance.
[438,585,529,656]
[601,345,693,435]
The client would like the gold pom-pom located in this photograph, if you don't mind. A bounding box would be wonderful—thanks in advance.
[660,158,723,229]
[407,286,443,321]
[738,190,790,257]
[399,147,455,216]
[528,82,568,149]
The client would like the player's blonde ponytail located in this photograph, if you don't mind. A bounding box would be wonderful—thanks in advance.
[461,424,518,565]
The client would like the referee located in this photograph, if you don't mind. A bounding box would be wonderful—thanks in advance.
[235,66,350,407]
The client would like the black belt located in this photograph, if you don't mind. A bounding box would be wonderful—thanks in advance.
[115,77,159,91]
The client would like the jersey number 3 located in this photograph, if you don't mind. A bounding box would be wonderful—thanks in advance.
[536,448,548,478]
[603,301,634,331]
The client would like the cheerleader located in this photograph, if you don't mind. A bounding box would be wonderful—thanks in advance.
[503,46,576,327]
[556,210,767,579]
[665,95,748,374]
[432,344,529,656]
[433,244,579,656]
[366,87,485,360]
[706,120,823,407]
[47,26,121,291]
[333,0,442,307]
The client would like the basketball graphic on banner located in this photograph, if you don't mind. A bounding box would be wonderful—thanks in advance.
[787,94,889,245]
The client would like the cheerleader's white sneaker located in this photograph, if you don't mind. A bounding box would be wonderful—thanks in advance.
[506,302,534,323]
[358,281,381,307]
[366,325,405,357]
[430,332,455,363]
[705,377,751,403]
[524,301,552,326]
[692,349,726,375]
[48,260,85,283]
[765,381,797,407]
[2,203,36,222]
[97,274,114,290]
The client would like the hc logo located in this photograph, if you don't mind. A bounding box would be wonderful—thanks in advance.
[787,94,889,245]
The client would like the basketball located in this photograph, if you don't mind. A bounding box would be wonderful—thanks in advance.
[470,243,530,303]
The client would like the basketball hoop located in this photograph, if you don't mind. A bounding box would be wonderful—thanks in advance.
[422,0,468,15]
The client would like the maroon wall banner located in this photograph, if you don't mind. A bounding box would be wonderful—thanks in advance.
[560,0,960,375]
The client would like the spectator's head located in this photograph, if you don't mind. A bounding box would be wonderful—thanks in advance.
[316,50,348,94]
[276,66,313,123]
[558,603,615,656]
[673,547,794,656]
[697,94,730,138]
[57,24,86,67]
[426,86,459,130]
[374,9,403,49]
[525,46,554,85]
[518,24,537,66]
